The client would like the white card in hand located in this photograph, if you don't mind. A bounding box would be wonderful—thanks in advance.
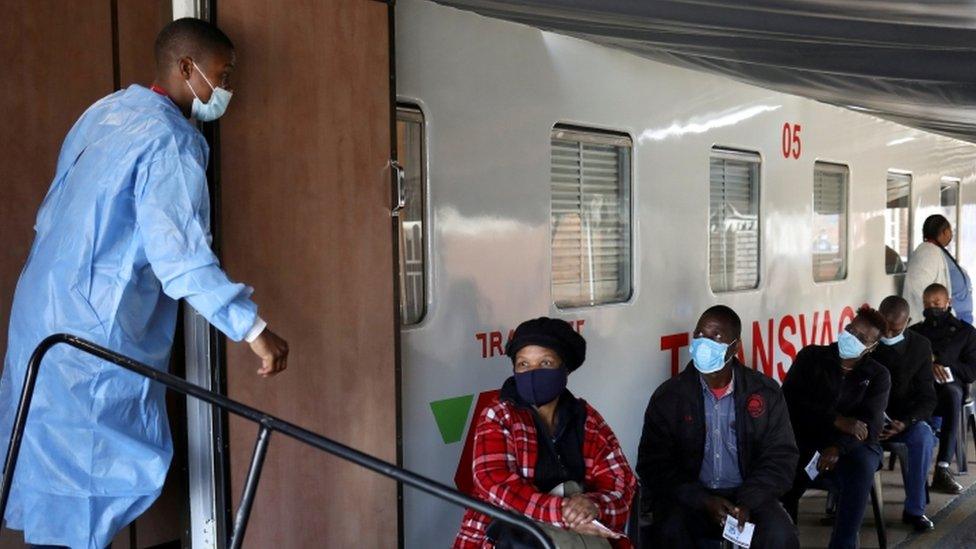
[944,367,955,383]
[723,515,756,548]
[589,520,622,539]
[805,451,821,480]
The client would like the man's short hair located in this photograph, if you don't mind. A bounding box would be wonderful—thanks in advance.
[855,304,887,334]
[879,295,909,317]
[922,214,951,241]
[154,18,234,69]
[700,305,742,338]
[923,283,950,298]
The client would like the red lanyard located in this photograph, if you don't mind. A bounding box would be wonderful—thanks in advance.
[149,84,170,98]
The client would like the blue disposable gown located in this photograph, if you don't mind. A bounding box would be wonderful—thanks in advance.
[0,85,258,548]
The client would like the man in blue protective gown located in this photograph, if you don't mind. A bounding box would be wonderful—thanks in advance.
[0,18,289,549]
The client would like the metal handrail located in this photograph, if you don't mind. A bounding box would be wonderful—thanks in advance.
[0,334,555,549]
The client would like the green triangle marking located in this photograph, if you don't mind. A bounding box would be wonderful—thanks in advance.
[430,394,475,444]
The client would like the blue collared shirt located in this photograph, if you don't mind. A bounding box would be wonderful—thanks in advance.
[699,374,743,490]
[944,249,974,324]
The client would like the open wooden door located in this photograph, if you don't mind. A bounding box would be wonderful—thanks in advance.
[217,1,398,547]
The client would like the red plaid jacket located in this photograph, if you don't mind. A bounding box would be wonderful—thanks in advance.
[453,393,637,548]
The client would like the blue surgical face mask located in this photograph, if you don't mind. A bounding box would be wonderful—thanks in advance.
[880,332,905,346]
[837,330,868,359]
[690,337,736,374]
[186,61,232,122]
[514,367,568,406]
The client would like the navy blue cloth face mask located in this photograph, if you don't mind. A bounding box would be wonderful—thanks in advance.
[514,367,568,405]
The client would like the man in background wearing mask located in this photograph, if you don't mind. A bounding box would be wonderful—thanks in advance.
[781,305,890,549]
[638,305,799,549]
[873,296,937,532]
[910,283,976,494]
[0,18,288,549]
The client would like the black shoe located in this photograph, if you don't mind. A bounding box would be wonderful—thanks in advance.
[932,466,964,494]
[902,512,935,532]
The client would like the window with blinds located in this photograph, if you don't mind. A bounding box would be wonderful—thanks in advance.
[396,106,426,325]
[941,177,961,258]
[812,162,849,282]
[550,126,632,308]
[709,149,761,292]
[884,172,911,274]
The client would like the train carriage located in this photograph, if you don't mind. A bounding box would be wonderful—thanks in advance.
[394,0,976,545]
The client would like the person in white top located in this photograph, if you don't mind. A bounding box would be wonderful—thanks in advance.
[903,214,973,324]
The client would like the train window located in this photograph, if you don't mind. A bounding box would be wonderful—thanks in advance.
[709,149,761,292]
[941,177,961,258]
[396,106,426,325]
[884,172,912,274]
[812,162,849,282]
[550,126,632,308]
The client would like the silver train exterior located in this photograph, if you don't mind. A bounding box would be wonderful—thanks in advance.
[395,0,976,545]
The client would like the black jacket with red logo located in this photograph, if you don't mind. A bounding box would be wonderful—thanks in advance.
[637,360,798,517]
[782,343,891,455]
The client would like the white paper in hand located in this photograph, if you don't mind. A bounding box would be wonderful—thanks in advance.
[805,451,821,480]
[589,520,622,539]
[723,515,756,548]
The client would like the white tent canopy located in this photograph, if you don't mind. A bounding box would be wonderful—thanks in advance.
[435,0,976,142]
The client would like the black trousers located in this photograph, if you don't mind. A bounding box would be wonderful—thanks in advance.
[935,381,964,463]
[652,487,799,549]
[782,444,881,549]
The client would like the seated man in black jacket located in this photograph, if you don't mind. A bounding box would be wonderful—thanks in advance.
[873,296,937,531]
[910,283,976,494]
[638,305,799,549]
[782,305,891,549]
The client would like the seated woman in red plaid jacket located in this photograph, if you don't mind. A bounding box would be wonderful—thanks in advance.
[454,317,638,548]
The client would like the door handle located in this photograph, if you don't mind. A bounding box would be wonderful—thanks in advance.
[391,160,406,216]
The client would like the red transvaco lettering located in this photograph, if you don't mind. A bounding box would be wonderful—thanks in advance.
[662,308,857,382]
[475,319,585,359]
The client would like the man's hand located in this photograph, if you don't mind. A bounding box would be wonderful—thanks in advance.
[934,364,951,384]
[880,419,906,441]
[818,446,841,472]
[834,416,868,441]
[732,506,750,531]
[703,495,737,527]
[249,327,289,377]
[561,494,599,529]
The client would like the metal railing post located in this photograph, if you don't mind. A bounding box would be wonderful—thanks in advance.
[0,334,558,549]
[228,425,271,549]
[0,336,58,514]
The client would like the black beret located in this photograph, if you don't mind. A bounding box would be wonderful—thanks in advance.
[504,317,586,372]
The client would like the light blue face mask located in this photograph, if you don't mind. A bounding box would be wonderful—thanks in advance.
[838,330,868,359]
[186,61,232,122]
[690,336,736,374]
[880,331,905,346]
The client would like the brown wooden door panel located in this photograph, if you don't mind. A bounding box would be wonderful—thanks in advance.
[218,0,397,547]
[0,2,114,547]
[116,1,172,88]
[1,3,191,547]
[0,1,115,372]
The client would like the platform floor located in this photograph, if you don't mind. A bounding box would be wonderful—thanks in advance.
[795,453,976,548]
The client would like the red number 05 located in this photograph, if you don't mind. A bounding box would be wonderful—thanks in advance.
[782,122,802,159]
